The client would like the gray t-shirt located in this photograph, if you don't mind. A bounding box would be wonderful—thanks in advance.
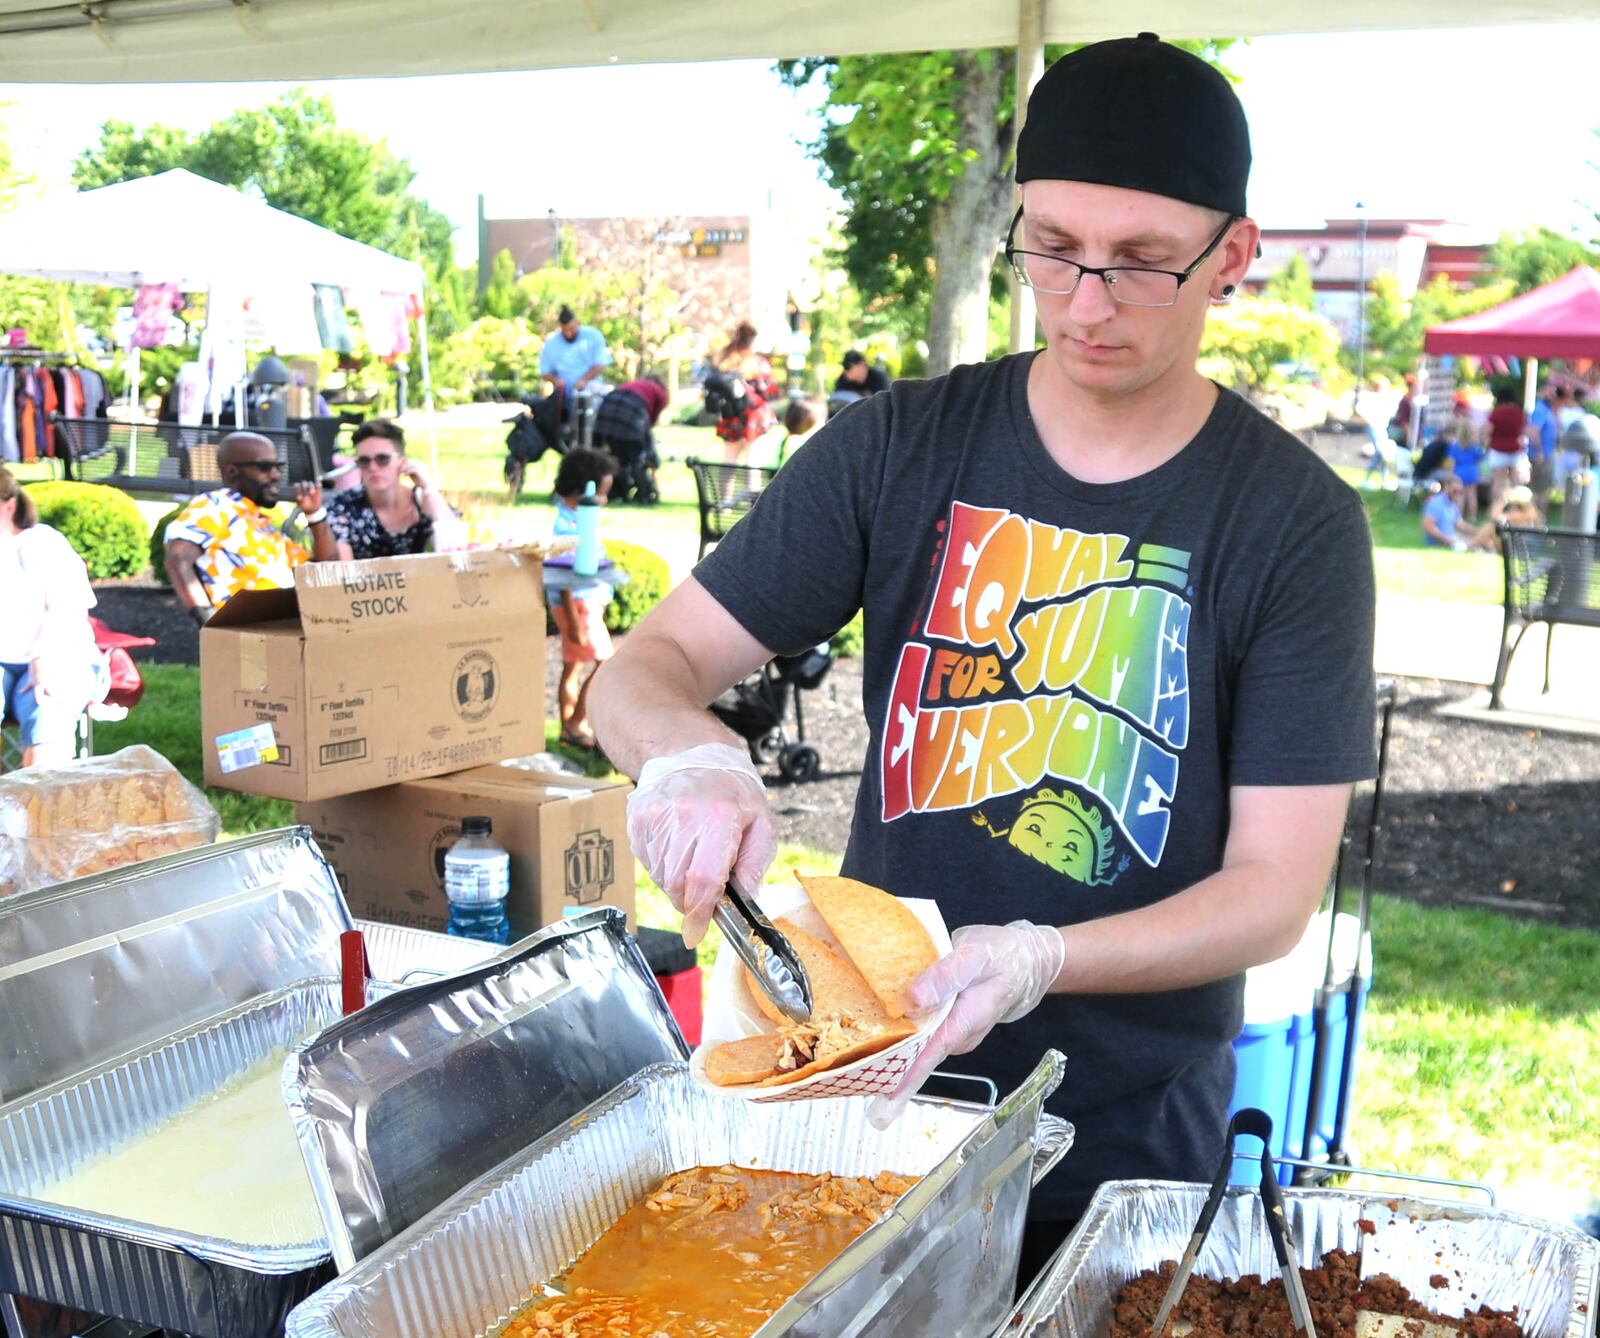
[696,352,1377,1220]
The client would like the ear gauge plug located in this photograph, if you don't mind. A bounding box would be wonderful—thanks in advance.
[1212,284,1236,306]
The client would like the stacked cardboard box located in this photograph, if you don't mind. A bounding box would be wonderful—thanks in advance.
[200,548,635,933]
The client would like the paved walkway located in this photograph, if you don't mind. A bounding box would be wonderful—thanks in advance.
[1375,592,1600,735]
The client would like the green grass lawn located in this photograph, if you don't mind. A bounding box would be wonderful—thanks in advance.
[1337,468,1505,607]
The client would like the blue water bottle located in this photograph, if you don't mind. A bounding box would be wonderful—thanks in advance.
[574,480,601,577]
[443,816,511,944]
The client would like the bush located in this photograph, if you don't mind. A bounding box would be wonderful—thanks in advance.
[830,611,864,658]
[602,539,670,634]
[149,506,185,585]
[27,481,150,579]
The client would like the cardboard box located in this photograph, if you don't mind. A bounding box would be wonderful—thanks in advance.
[201,548,546,801]
[297,765,635,938]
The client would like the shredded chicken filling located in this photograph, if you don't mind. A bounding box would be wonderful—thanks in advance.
[507,1165,918,1338]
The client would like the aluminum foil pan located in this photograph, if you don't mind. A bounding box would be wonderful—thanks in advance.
[287,1053,1071,1338]
[0,976,391,1338]
[1000,1179,1600,1338]
[351,918,501,985]
[286,907,689,1270]
[0,828,349,1106]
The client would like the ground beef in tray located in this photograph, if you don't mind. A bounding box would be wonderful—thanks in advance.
[1110,1248,1524,1338]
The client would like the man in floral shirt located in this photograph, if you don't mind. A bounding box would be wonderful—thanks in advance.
[163,432,333,624]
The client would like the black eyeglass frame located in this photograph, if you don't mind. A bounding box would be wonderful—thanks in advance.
[231,458,283,473]
[1003,206,1240,307]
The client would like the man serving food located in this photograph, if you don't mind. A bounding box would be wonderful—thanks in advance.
[589,34,1375,1270]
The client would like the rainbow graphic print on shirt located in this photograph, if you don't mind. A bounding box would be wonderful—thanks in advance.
[881,500,1192,886]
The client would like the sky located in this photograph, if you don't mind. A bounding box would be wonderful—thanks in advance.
[2,23,1597,265]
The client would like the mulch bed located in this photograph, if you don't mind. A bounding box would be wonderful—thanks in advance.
[91,581,1600,933]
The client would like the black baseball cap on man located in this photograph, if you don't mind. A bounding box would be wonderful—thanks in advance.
[1015,33,1251,217]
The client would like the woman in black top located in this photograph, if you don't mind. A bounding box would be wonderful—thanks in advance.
[324,419,460,560]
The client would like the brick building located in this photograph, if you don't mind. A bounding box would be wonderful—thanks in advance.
[1245,217,1492,346]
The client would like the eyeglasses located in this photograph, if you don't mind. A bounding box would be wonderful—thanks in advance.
[234,458,281,474]
[356,453,394,469]
[1004,209,1238,308]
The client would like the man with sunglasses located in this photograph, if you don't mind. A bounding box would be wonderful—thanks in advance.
[164,431,333,624]
[591,34,1376,1267]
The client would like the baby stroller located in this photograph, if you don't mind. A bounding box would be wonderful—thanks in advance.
[709,644,833,782]
[503,391,568,499]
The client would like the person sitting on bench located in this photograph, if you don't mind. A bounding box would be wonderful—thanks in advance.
[163,432,334,625]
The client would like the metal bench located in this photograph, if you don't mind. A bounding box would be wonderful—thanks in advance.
[52,416,318,497]
[686,457,778,560]
[1490,524,1600,708]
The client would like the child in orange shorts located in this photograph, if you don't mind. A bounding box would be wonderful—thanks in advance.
[550,448,618,750]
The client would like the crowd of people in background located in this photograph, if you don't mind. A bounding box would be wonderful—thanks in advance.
[1404,378,1600,552]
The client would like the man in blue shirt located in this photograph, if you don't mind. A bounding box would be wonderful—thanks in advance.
[1421,476,1466,549]
[540,306,612,426]
[1527,387,1559,521]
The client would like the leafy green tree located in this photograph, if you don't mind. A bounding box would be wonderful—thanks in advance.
[1264,252,1315,310]
[1197,295,1341,390]
[1359,272,1514,382]
[779,41,1237,376]
[1485,227,1599,296]
[480,249,528,320]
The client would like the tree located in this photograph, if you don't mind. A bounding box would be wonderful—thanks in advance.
[1264,253,1315,310]
[1485,227,1599,296]
[779,41,1237,376]
[73,91,456,279]
[1359,272,1513,381]
[480,249,527,321]
[1197,295,1341,390]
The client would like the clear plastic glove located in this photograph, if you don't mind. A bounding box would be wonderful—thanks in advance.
[627,742,778,949]
[867,919,1065,1128]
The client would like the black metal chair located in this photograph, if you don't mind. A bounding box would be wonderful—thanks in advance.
[1490,524,1600,708]
[686,457,778,560]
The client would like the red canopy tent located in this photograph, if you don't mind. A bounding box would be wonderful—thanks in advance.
[1424,266,1600,360]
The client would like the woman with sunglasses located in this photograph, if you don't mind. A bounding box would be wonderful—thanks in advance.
[324,420,461,561]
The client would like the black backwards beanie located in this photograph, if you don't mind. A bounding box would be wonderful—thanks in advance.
[1015,33,1251,217]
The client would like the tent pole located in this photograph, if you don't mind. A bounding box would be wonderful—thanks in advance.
[1523,357,1538,415]
[1007,0,1045,356]
[416,280,440,481]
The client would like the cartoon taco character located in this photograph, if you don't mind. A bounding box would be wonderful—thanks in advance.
[974,786,1121,886]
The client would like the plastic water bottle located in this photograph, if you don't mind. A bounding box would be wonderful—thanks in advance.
[444,816,510,944]
[573,479,601,577]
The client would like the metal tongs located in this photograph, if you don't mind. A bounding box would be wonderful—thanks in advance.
[711,880,814,1023]
[1149,1108,1317,1338]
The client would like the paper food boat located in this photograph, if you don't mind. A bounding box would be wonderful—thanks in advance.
[689,881,954,1103]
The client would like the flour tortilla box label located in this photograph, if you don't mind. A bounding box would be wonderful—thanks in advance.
[296,765,635,938]
[201,547,546,802]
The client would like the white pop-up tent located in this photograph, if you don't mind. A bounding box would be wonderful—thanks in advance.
[0,168,431,413]
[0,0,1592,82]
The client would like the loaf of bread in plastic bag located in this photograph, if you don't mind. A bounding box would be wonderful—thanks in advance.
[0,745,221,896]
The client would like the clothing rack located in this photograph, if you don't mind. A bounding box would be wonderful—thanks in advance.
[1,355,110,468]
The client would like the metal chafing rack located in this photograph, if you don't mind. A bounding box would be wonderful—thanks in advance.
[0,829,501,1338]
[285,907,1076,1338]
[998,1179,1600,1338]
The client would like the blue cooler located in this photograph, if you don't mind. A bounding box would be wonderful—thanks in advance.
[1229,951,1316,1186]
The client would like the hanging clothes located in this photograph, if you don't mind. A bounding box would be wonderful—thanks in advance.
[131,283,184,349]
[0,366,17,463]
[313,284,355,354]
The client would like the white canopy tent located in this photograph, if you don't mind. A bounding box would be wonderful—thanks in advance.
[0,0,1591,82]
[0,168,431,419]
